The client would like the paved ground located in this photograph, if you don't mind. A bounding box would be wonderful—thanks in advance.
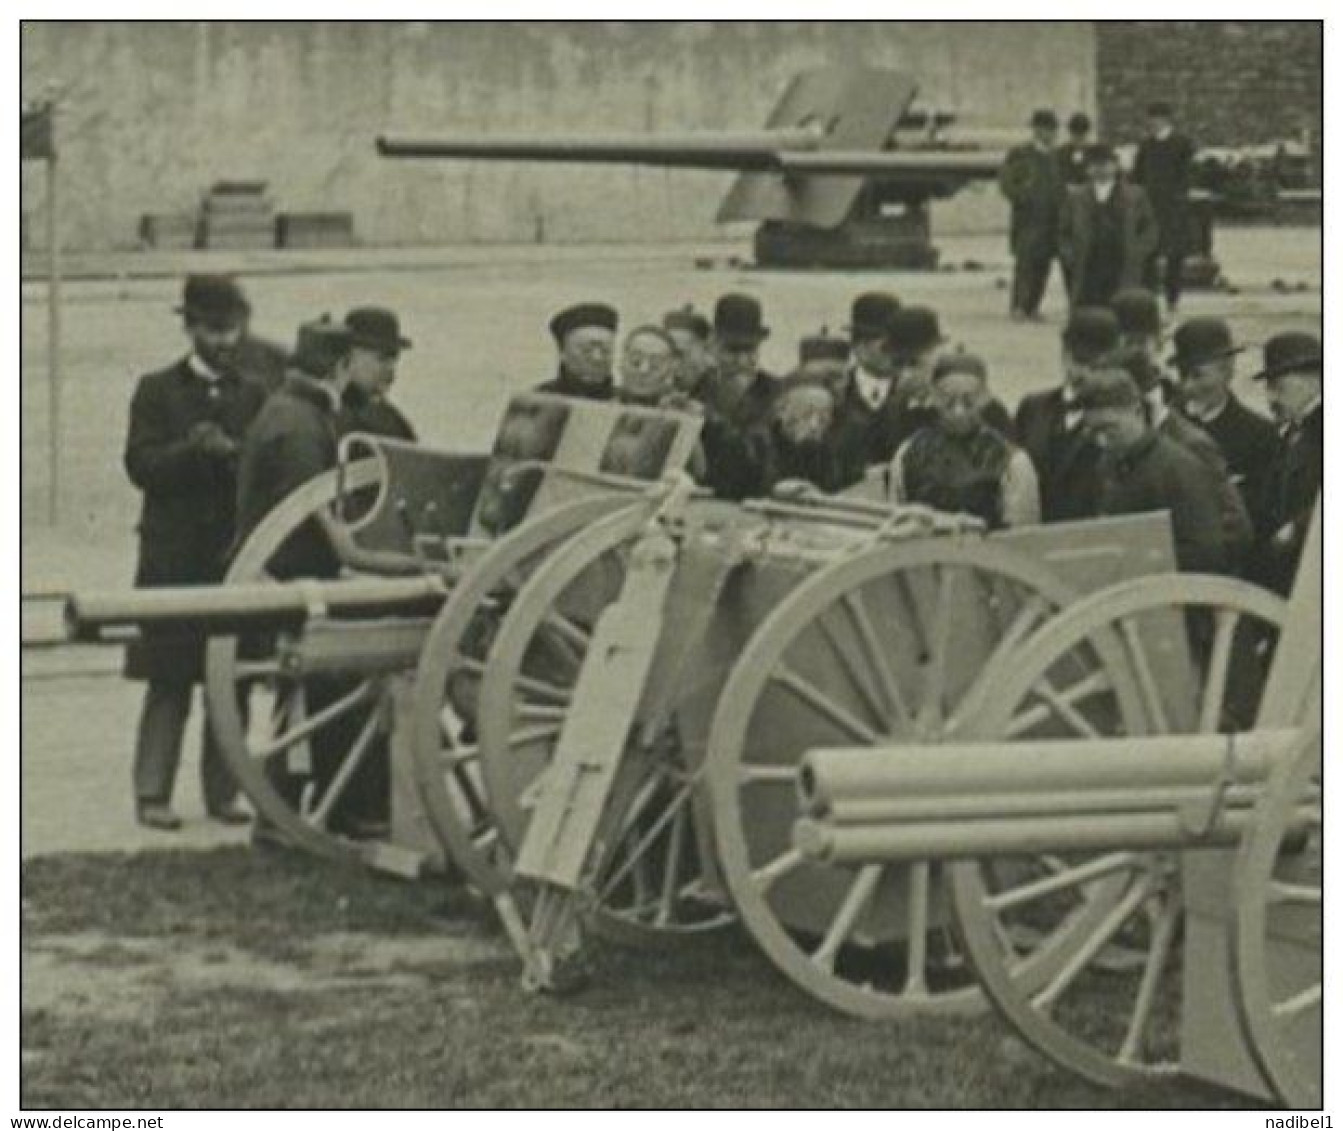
[21,229,1321,858]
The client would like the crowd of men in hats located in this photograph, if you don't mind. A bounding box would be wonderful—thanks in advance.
[121,260,1320,833]
[999,100,1195,319]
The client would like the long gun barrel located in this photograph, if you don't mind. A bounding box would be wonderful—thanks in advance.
[793,730,1310,864]
[65,576,447,644]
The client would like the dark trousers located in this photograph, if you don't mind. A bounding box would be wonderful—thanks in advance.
[1145,252,1185,308]
[133,680,239,812]
[1011,251,1054,316]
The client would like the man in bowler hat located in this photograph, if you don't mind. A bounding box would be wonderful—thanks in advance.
[123,275,267,830]
[1171,316,1280,534]
[537,303,619,400]
[1059,145,1158,308]
[1251,331,1322,593]
[338,307,416,442]
[998,109,1066,320]
[1132,101,1196,313]
[830,292,903,483]
[699,293,777,500]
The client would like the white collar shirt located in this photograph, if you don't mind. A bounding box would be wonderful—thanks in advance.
[852,365,893,412]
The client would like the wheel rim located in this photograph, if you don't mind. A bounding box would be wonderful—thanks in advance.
[706,537,1079,1019]
[949,575,1287,1088]
[476,500,735,941]
[1232,726,1322,1107]
[408,494,643,894]
[206,460,413,863]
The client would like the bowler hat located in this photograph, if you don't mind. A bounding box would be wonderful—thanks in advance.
[932,349,988,384]
[713,293,769,347]
[1169,317,1243,372]
[345,307,411,353]
[1112,288,1162,338]
[1067,112,1092,135]
[177,274,249,328]
[1252,331,1322,382]
[1062,307,1120,363]
[799,329,850,365]
[847,291,901,341]
[1084,143,1119,166]
[889,307,945,362]
[549,302,618,345]
[1030,109,1059,130]
[662,305,711,341]
[290,316,352,379]
[1076,367,1143,411]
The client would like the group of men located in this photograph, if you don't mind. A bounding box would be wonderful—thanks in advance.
[999,100,1195,319]
[121,267,1321,832]
[124,275,421,831]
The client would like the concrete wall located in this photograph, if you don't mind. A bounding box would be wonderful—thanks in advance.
[21,21,1097,251]
[1096,21,1322,156]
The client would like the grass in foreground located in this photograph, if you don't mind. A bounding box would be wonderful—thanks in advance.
[22,848,1248,1109]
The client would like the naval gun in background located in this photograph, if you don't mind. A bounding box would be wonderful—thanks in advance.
[376,67,1008,269]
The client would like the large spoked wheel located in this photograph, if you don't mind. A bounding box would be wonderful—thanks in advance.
[206,460,426,864]
[409,495,647,894]
[1232,726,1322,1108]
[706,538,1078,1019]
[476,501,735,944]
[949,576,1286,1089]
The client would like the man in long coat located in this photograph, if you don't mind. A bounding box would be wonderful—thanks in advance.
[1058,145,1159,308]
[1131,101,1196,313]
[123,276,266,830]
[998,109,1066,320]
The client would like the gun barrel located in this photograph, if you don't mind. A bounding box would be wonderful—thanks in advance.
[65,576,446,644]
[376,128,823,172]
[778,149,1003,178]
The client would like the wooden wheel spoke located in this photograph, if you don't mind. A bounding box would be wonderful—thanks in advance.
[654,804,690,927]
[514,672,574,706]
[751,847,805,893]
[917,566,961,724]
[903,861,931,995]
[305,709,382,829]
[811,864,882,973]
[1032,871,1158,1012]
[840,591,912,726]
[1118,892,1181,1064]
[1004,668,1112,737]
[1269,880,1321,905]
[250,680,373,762]
[949,594,1053,732]
[1272,982,1322,1019]
[1118,616,1171,733]
[233,659,282,680]
[770,664,879,744]
[737,764,795,786]
[1025,676,1104,738]
[517,701,569,724]
[598,781,695,900]
[510,722,563,749]
[891,573,930,658]
[440,742,479,771]
[1197,606,1239,733]
[816,608,891,732]
[985,852,1142,913]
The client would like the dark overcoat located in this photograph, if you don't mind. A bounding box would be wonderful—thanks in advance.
[1014,387,1102,523]
[122,357,266,681]
[1058,183,1159,304]
[998,144,1066,258]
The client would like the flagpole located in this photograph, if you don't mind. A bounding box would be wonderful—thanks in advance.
[45,94,61,525]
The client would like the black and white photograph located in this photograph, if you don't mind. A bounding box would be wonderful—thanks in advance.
[17,17,1324,1112]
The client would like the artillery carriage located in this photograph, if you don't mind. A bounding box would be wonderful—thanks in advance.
[65,395,1320,1107]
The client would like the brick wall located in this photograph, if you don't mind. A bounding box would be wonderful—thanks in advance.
[1096,21,1321,162]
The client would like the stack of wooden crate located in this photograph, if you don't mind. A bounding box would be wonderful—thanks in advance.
[198,181,276,250]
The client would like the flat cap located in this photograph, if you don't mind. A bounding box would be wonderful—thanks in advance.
[889,306,945,361]
[848,291,901,340]
[290,316,352,379]
[177,274,249,327]
[662,304,711,341]
[1062,307,1121,363]
[1112,288,1162,337]
[1252,331,1322,382]
[1170,317,1242,371]
[1077,366,1144,411]
[549,302,618,344]
[932,349,988,383]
